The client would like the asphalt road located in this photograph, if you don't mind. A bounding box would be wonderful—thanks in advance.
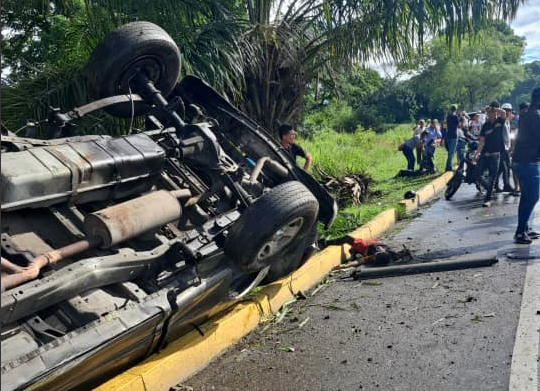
[183,183,539,391]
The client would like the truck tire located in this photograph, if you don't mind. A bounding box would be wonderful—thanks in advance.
[262,223,318,283]
[85,21,181,117]
[225,181,319,273]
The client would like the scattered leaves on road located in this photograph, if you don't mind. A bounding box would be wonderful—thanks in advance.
[471,315,482,322]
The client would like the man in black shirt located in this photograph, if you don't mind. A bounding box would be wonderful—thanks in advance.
[278,124,313,171]
[445,105,460,171]
[512,87,540,244]
[472,101,507,207]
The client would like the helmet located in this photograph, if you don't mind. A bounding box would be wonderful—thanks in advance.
[404,190,416,200]
[501,103,513,110]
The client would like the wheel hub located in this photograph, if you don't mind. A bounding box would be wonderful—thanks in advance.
[117,55,163,95]
[256,217,304,261]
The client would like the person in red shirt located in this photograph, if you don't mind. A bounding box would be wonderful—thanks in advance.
[318,235,394,265]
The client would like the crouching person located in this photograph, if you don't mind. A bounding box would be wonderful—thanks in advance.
[400,133,422,171]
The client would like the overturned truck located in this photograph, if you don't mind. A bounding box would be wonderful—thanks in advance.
[1,22,336,391]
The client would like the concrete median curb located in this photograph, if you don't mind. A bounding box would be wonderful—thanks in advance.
[399,171,453,213]
[94,172,451,391]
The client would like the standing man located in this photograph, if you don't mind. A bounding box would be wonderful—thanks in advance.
[472,101,507,207]
[422,119,442,173]
[445,105,460,171]
[511,102,531,196]
[512,88,540,244]
[496,103,515,192]
[413,120,426,167]
[278,124,313,171]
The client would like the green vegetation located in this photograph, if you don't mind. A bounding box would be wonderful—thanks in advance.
[1,1,534,239]
[303,67,418,133]
[1,0,525,137]
[502,61,540,106]
[299,124,446,237]
[406,22,525,114]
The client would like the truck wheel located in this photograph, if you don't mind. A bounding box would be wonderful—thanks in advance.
[224,181,319,273]
[85,21,181,117]
[262,223,318,283]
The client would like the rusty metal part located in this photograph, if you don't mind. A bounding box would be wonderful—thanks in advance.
[1,238,99,291]
[249,157,289,183]
[249,157,270,183]
[84,190,182,248]
[169,188,192,200]
[66,94,144,119]
[1,257,23,273]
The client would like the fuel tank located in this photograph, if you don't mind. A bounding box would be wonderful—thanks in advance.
[1,133,165,211]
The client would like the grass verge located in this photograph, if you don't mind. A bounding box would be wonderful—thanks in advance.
[299,124,447,237]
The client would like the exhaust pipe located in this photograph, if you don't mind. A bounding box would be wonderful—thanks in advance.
[1,189,189,291]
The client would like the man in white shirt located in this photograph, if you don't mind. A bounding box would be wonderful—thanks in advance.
[496,103,514,192]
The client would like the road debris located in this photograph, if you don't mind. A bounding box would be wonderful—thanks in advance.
[316,167,376,207]
[362,280,384,286]
[349,257,498,280]
[431,317,446,326]
[458,295,477,303]
[298,317,310,328]
[471,315,483,322]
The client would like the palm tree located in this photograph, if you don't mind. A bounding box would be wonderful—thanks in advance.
[239,0,526,135]
[1,0,526,136]
[1,0,252,134]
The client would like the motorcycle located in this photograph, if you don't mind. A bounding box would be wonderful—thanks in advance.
[445,140,486,200]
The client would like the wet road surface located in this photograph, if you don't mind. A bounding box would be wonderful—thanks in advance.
[183,184,539,391]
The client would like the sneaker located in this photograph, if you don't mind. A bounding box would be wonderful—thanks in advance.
[482,201,491,207]
[511,190,520,197]
[514,232,532,244]
[527,230,540,239]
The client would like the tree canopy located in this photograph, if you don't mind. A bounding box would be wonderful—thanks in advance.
[501,60,540,106]
[1,0,529,136]
[406,21,525,114]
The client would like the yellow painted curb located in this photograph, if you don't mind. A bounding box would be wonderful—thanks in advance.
[94,173,449,391]
[398,171,454,214]
[92,373,145,391]
[94,209,396,391]
[398,197,418,214]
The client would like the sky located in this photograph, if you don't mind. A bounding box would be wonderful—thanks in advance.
[368,0,540,77]
[511,0,540,63]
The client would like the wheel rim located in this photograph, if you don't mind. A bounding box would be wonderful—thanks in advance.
[256,217,305,261]
[117,55,163,95]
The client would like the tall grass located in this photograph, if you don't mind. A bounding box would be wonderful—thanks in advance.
[299,124,447,237]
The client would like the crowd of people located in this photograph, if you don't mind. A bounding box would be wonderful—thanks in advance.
[402,102,523,186]
[277,88,538,247]
[400,88,539,245]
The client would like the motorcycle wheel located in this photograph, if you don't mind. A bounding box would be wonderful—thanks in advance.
[445,172,464,200]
